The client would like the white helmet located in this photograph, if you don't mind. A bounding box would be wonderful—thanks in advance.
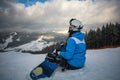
[69,19,83,32]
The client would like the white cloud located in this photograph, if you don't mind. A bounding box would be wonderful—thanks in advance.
[0,0,120,32]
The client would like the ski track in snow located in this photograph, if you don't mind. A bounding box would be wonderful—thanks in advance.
[0,48,120,80]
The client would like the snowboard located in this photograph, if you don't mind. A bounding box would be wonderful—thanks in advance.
[30,58,58,80]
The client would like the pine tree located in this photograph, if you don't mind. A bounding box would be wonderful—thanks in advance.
[96,28,102,48]
[101,25,106,47]
[85,22,120,49]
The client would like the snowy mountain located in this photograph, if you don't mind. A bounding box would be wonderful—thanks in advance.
[14,35,54,52]
[0,32,66,52]
[0,32,39,50]
[0,47,120,80]
[0,32,17,50]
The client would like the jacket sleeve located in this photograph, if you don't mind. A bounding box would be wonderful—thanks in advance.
[60,38,76,60]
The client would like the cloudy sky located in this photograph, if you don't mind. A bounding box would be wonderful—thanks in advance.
[0,0,120,33]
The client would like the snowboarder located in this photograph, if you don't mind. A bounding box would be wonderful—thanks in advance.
[30,18,86,80]
[47,18,86,71]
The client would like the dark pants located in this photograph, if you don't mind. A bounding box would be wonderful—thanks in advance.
[46,53,83,70]
[59,58,82,70]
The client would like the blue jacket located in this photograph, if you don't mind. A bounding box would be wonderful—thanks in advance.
[60,32,86,68]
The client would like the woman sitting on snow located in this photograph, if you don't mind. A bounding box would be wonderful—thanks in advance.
[47,18,86,71]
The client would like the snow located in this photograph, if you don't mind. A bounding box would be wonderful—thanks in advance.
[4,35,13,47]
[14,36,54,52]
[1,34,54,52]
[0,48,120,80]
[16,37,20,41]
[0,51,45,80]
[5,32,18,47]
[0,35,14,49]
[0,32,17,50]
[0,32,54,52]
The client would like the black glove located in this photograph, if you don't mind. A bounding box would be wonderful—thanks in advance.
[46,49,57,62]
[46,49,62,63]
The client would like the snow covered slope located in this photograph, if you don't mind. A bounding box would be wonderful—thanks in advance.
[15,37,54,52]
[0,32,17,50]
[5,35,54,52]
[0,48,120,80]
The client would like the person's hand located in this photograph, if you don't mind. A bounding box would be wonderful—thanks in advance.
[57,51,60,55]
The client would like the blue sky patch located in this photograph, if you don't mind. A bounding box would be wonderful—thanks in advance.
[18,0,48,7]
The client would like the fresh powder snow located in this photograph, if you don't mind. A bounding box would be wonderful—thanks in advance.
[0,48,120,80]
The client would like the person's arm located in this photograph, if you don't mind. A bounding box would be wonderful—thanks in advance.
[60,38,76,60]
